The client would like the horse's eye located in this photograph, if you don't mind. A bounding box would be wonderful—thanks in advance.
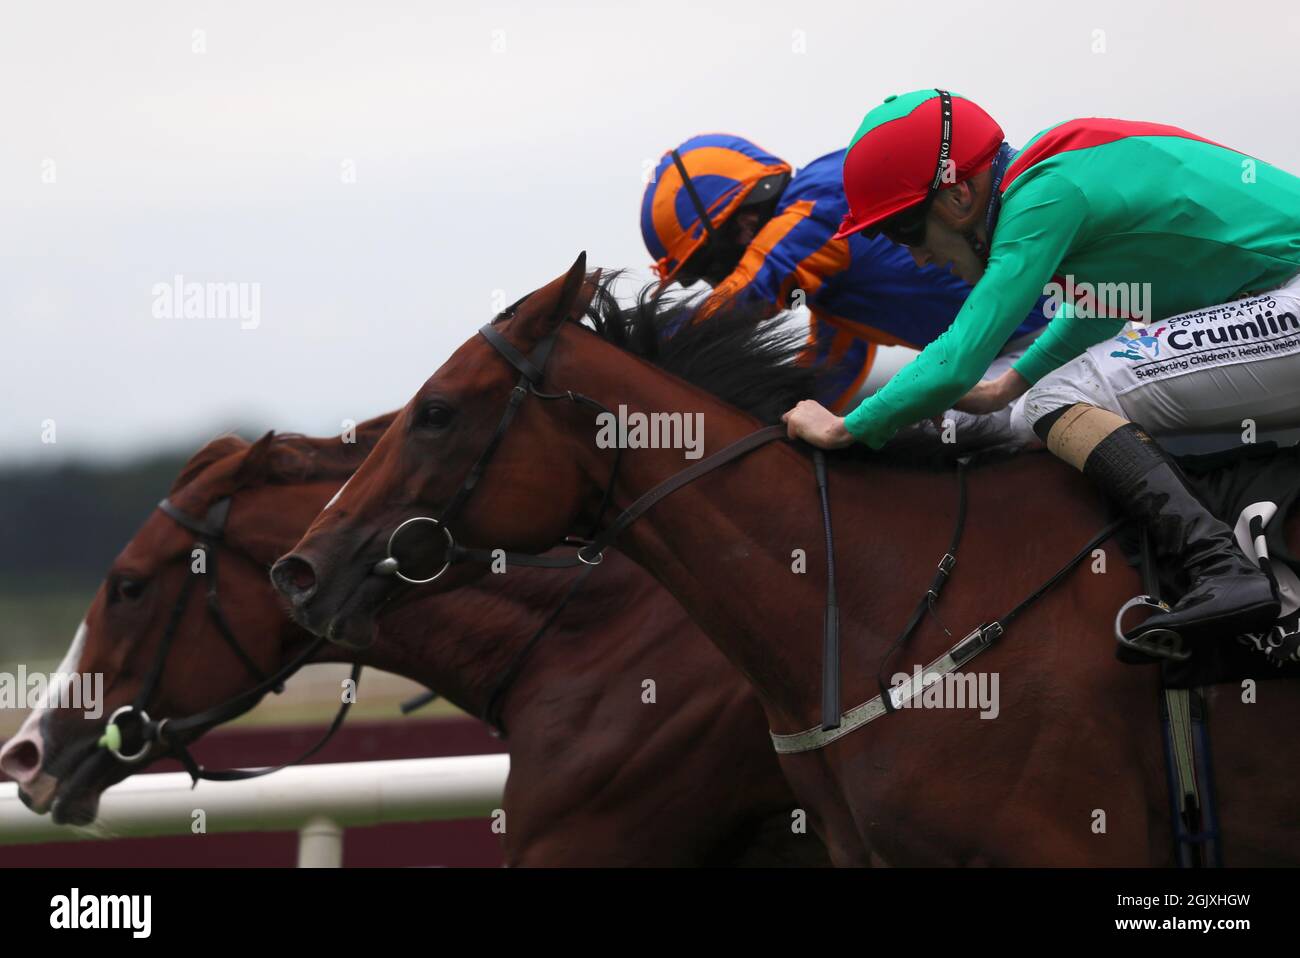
[113,577,147,602]
[419,402,455,430]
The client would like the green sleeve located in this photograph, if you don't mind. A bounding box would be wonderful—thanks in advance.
[843,175,1090,448]
[1013,296,1125,384]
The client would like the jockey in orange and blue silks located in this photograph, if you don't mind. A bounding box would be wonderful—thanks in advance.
[640,133,1051,424]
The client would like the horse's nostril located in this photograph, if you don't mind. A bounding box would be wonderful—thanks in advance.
[271,555,318,604]
[0,737,42,782]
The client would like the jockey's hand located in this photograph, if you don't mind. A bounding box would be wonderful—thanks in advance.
[782,400,855,449]
[953,369,1030,414]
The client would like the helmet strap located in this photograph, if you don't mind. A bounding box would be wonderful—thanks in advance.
[670,149,720,242]
[926,90,954,197]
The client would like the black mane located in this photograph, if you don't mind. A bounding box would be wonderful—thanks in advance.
[573,272,978,468]
[578,273,822,425]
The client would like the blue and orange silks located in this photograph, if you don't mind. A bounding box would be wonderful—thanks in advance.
[641,136,1050,411]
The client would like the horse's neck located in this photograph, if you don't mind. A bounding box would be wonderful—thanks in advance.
[565,360,959,730]
[342,567,609,724]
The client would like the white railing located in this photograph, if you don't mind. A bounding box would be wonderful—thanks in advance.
[0,753,509,867]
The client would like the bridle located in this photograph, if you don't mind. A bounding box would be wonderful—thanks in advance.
[370,308,803,732]
[371,317,624,586]
[96,496,359,784]
[370,312,796,582]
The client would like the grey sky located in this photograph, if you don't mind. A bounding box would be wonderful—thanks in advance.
[4,0,1299,464]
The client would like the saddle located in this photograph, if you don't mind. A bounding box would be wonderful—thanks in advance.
[1116,438,1300,687]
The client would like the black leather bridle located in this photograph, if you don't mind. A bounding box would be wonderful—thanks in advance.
[369,311,817,732]
[96,496,359,784]
[371,317,796,582]
[372,321,624,585]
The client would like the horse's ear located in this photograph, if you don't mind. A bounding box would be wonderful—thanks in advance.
[515,251,590,343]
[575,266,604,317]
[234,430,276,486]
[556,251,589,319]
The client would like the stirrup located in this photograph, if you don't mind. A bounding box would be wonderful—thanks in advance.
[1114,595,1191,662]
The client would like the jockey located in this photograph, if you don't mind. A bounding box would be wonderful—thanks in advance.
[640,133,1050,444]
[784,89,1300,652]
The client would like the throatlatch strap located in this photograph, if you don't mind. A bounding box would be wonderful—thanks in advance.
[203,547,278,688]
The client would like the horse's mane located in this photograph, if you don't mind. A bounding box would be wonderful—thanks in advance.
[564,272,969,468]
[169,414,396,496]
[261,414,395,483]
[168,435,249,494]
[568,273,821,426]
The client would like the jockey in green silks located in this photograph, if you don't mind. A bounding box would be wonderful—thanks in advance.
[783,89,1300,655]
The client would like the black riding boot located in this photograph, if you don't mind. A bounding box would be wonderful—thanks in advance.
[1084,424,1279,647]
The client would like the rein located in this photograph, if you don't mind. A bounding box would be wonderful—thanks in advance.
[96,496,359,785]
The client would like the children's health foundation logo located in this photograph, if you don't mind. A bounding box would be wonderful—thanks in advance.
[1110,306,1300,363]
[1110,325,1167,361]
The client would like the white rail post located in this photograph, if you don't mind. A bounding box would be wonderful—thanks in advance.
[0,754,510,857]
[297,815,344,867]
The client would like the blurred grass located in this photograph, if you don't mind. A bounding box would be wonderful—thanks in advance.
[0,590,89,672]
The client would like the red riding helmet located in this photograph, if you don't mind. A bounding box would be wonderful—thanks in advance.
[834,89,1004,240]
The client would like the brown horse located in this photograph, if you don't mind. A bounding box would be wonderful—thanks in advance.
[275,255,1300,866]
[0,419,827,866]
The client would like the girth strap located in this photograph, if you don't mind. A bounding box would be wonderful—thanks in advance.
[877,462,968,710]
[772,515,1126,754]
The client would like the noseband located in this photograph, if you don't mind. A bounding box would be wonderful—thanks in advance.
[96,496,360,783]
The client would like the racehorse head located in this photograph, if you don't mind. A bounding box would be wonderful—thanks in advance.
[272,252,818,648]
[271,255,603,646]
[0,425,385,825]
